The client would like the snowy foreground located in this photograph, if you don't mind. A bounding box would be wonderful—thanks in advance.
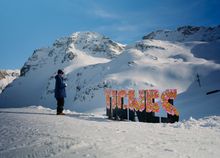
[0,106,220,158]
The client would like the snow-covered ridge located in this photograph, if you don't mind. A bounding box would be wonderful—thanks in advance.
[143,25,220,42]
[0,70,20,93]
[20,32,125,77]
[53,31,125,59]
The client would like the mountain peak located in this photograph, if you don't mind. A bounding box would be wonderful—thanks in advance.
[71,31,105,39]
[52,31,125,58]
[143,25,220,42]
[20,31,125,77]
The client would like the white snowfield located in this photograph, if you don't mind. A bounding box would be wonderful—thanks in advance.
[0,106,220,158]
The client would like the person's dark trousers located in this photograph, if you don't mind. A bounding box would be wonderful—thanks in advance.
[56,97,64,114]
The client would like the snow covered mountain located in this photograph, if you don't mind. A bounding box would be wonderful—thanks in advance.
[0,70,20,93]
[71,39,220,116]
[0,27,220,120]
[142,26,220,119]
[143,25,220,42]
[0,32,125,110]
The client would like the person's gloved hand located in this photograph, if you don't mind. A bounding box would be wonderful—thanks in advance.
[64,83,67,87]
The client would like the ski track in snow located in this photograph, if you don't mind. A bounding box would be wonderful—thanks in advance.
[0,106,220,158]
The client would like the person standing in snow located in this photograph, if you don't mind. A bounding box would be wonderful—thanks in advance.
[55,69,67,115]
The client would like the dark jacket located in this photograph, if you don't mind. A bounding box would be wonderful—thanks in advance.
[55,74,66,99]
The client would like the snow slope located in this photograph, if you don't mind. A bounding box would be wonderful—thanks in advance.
[0,70,20,93]
[71,39,220,114]
[176,70,220,119]
[0,26,220,120]
[0,106,220,158]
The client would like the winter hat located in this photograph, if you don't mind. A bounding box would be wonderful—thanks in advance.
[57,69,64,74]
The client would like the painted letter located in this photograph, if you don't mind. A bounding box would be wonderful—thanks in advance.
[117,90,127,109]
[111,90,117,109]
[146,90,160,113]
[161,89,179,116]
[128,90,145,111]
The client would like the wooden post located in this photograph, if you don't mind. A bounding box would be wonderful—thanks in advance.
[115,91,119,120]
[127,99,129,121]
[110,97,113,119]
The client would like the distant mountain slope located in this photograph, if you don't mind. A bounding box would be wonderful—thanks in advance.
[0,70,20,93]
[143,25,220,42]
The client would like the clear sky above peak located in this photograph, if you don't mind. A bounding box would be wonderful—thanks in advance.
[0,0,220,69]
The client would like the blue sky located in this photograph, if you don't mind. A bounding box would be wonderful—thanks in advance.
[0,0,220,69]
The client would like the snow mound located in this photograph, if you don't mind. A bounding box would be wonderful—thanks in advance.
[171,116,220,130]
